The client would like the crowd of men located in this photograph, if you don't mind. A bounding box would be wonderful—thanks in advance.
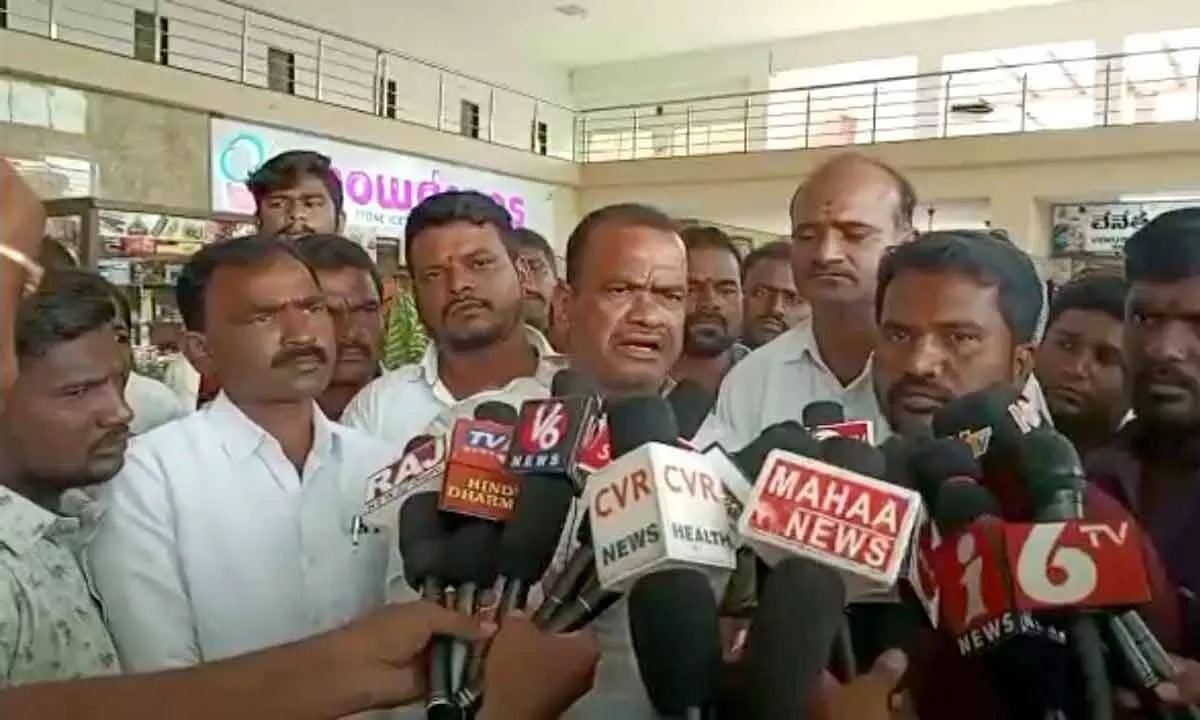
[1,141,1200,719]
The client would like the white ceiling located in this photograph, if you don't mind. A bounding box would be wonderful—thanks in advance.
[254,0,1076,69]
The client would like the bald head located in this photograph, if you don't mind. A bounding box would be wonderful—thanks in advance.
[787,153,918,307]
[790,153,916,231]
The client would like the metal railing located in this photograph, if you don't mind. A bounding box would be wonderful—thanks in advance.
[577,47,1200,162]
[1,0,577,159]
[6,0,1200,165]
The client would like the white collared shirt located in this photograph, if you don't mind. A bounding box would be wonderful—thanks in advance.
[86,392,396,671]
[125,372,190,435]
[694,321,1052,450]
[341,326,564,449]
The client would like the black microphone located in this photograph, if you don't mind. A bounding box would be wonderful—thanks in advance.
[538,394,680,632]
[397,493,459,720]
[667,378,715,439]
[742,556,848,720]
[913,436,1079,720]
[629,568,723,720]
[817,435,887,681]
[802,400,845,429]
[1020,428,1182,720]
[455,445,576,710]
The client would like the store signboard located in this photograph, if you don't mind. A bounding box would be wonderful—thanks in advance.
[209,119,559,248]
[1050,201,1195,257]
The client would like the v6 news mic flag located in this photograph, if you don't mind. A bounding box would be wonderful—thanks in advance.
[910,519,1152,650]
[737,449,923,599]
[584,441,736,592]
[438,418,519,521]
[504,393,597,479]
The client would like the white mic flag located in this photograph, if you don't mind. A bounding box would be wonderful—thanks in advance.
[585,442,736,592]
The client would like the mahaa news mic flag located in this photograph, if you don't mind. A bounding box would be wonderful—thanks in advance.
[737,448,924,599]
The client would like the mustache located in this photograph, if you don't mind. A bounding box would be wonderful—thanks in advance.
[1135,363,1199,391]
[271,345,329,368]
[93,427,130,450]
[444,297,492,318]
[336,341,374,358]
[887,377,954,406]
[686,313,727,330]
[753,313,786,327]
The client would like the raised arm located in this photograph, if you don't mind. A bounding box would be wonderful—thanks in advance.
[0,160,45,398]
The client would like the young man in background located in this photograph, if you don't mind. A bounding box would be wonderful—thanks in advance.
[740,239,809,349]
[293,234,385,420]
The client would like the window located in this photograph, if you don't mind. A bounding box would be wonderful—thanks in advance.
[267,47,296,95]
[1123,29,1200,125]
[133,11,169,65]
[533,120,548,155]
[768,56,919,150]
[383,79,398,119]
[941,41,1096,137]
[460,100,481,139]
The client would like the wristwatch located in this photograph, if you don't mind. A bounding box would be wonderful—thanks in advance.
[0,244,44,296]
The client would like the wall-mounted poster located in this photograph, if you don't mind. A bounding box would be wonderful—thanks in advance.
[1050,201,1195,257]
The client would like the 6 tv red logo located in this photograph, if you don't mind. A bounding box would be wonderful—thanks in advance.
[520,400,567,452]
[920,519,1152,634]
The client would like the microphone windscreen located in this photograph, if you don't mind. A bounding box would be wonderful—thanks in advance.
[801,400,845,428]
[474,400,518,425]
[497,478,575,581]
[879,435,915,489]
[908,436,982,508]
[446,521,503,585]
[606,394,679,458]
[818,435,886,479]
[743,557,847,720]
[628,568,722,714]
[1018,427,1085,506]
[396,493,446,587]
[931,480,1002,535]
[666,378,714,438]
[930,382,1022,451]
[735,421,820,478]
[551,367,593,397]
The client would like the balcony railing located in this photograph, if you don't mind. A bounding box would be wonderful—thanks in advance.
[577,46,1200,162]
[1,0,577,159]
[6,0,1200,166]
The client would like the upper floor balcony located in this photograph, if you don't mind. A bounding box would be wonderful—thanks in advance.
[4,0,1200,167]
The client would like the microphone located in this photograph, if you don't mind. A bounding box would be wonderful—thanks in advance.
[397,492,460,719]
[817,435,888,678]
[667,378,715,439]
[737,435,923,598]
[542,395,736,632]
[361,433,445,527]
[802,400,845,428]
[1020,429,1189,719]
[741,557,848,720]
[506,368,600,494]
[438,403,519,522]
[629,568,723,720]
[802,400,876,444]
[910,440,1080,720]
[429,401,516,719]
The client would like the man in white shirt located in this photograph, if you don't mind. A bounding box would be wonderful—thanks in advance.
[88,235,396,671]
[342,190,564,448]
[698,152,1050,449]
[699,152,917,449]
[548,203,689,719]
